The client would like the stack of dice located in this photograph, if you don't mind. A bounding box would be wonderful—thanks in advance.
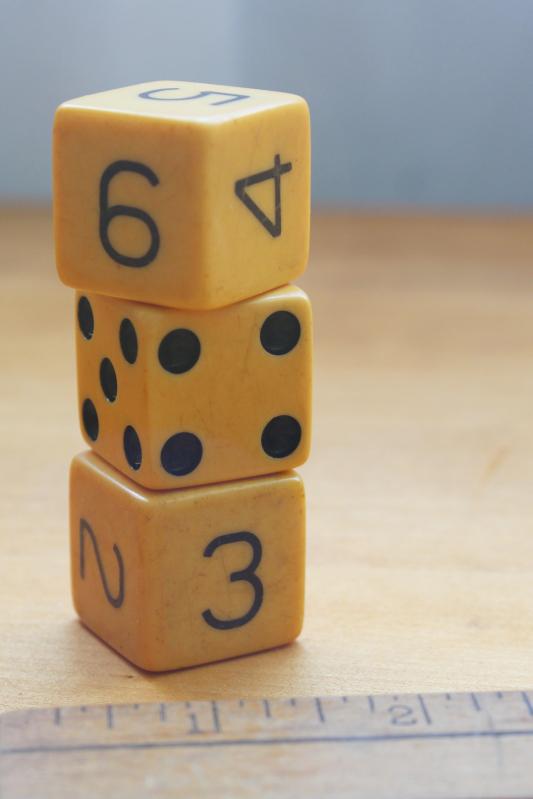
[53,81,312,672]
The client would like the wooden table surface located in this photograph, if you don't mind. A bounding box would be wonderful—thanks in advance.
[2,208,533,714]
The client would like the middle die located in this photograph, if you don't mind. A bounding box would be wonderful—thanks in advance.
[76,285,312,489]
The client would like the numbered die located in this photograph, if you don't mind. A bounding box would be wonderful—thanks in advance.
[54,80,310,310]
[76,284,311,489]
[70,451,305,671]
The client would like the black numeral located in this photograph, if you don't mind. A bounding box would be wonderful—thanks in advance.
[99,160,160,268]
[235,154,292,238]
[79,519,124,608]
[138,87,249,106]
[388,704,417,726]
[202,532,263,630]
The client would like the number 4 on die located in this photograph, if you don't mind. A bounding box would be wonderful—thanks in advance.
[235,154,293,238]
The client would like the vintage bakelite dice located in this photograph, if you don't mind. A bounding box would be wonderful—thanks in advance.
[55,79,312,671]
[54,80,310,310]
[70,451,305,671]
[75,285,312,489]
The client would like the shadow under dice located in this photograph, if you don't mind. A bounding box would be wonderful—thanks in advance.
[70,452,305,672]
[54,80,310,310]
[76,285,311,489]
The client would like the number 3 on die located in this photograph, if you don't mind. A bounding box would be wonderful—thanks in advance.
[202,532,264,630]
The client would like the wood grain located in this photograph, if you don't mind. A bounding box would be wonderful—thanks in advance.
[2,208,533,713]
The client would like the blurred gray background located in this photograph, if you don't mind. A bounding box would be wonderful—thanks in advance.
[2,0,533,206]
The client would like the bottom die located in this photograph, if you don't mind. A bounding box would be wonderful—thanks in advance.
[70,451,305,672]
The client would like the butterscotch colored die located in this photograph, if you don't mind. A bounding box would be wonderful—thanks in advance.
[70,451,305,671]
[54,80,310,310]
[76,284,311,489]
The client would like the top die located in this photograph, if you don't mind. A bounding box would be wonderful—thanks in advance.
[54,80,310,310]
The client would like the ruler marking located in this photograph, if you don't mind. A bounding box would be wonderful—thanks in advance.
[8,727,533,757]
[263,699,272,719]
[470,692,481,711]
[106,705,114,730]
[522,691,533,716]
[315,698,326,724]
[289,698,297,707]
[211,701,221,734]
[53,708,61,727]
[159,703,167,722]
[188,711,200,735]
[418,694,432,725]
[367,695,375,713]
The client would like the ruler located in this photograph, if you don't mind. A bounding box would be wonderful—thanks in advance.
[3,690,533,798]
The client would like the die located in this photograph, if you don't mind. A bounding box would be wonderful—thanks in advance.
[76,284,311,489]
[54,80,310,310]
[70,451,305,671]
